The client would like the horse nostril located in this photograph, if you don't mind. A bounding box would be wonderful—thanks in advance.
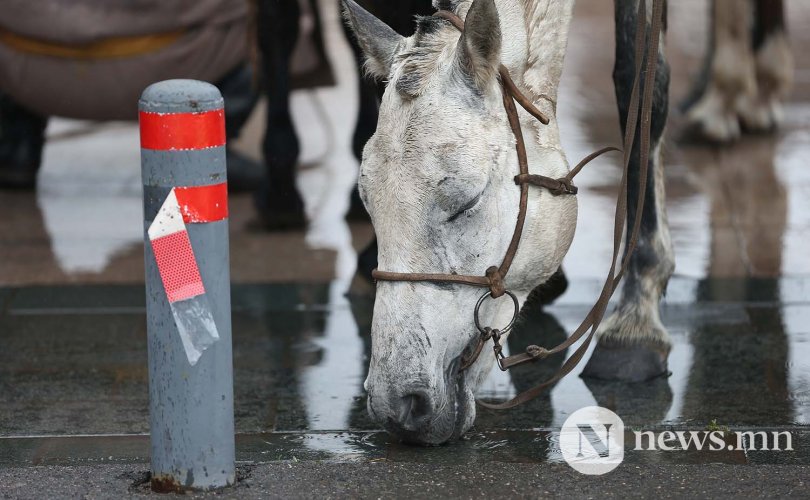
[398,391,432,429]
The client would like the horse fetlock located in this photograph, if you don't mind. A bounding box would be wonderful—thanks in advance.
[594,299,671,350]
[735,31,793,133]
[712,42,756,99]
[755,32,794,100]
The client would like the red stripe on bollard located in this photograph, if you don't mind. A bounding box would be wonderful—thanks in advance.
[175,183,229,223]
[139,109,226,150]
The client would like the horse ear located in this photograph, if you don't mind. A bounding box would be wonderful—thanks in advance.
[457,0,502,89]
[342,0,404,80]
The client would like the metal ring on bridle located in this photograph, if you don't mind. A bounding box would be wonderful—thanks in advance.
[473,290,520,335]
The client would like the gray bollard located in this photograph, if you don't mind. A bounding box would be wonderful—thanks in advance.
[139,79,235,492]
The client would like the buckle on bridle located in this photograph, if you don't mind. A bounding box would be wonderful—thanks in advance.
[514,174,579,196]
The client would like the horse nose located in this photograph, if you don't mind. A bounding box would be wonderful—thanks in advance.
[394,389,434,431]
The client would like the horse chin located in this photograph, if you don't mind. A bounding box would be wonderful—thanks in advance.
[451,366,478,441]
[438,356,478,444]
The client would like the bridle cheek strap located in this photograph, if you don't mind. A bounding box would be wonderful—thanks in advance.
[371,1,665,410]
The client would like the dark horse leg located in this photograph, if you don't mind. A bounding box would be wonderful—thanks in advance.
[0,93,47,189]
[343,0,436,279]
[344,0,435,168]
[342,10,385,222]
[255,0,307,229]
[582,0,675,382]
[217,64,264,193]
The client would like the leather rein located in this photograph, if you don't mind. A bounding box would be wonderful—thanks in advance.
[371,2,665,410]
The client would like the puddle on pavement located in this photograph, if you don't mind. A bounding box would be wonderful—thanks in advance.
[1,278,809,465]
[2,430,809,467]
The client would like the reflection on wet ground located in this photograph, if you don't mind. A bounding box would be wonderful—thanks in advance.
[2,0,809,285]
[1,278,809,465]
[4,430,810,467]
[1,0,810,468]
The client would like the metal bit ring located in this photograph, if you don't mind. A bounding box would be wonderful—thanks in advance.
[473,290,519,336]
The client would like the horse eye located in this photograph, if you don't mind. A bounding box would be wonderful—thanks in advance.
[447,193,482,222]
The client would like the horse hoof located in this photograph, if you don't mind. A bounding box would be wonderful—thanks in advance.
[0,162,38,190]
[581,339,670,383]
[253,175,307,231]
[252,199,307,231]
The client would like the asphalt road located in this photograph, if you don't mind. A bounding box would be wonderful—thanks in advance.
[0,462,807,499]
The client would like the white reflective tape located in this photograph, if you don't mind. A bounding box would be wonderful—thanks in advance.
[148,188,220,366]
[147,189,185,240]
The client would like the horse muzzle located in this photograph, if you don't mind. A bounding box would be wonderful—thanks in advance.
[366,357,473,445]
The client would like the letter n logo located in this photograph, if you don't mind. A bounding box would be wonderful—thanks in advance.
[577,423,613,458]
[559,406,625,475]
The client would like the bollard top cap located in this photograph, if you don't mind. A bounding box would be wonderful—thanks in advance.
[139,80,223,114]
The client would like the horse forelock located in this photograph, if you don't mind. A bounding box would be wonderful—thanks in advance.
[393,16,460,98]
[433,0,460,11]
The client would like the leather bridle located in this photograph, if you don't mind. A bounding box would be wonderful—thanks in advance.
[371,1,665,409]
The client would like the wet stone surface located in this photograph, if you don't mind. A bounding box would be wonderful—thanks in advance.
[0,279,808,466]
[1,430,810,468]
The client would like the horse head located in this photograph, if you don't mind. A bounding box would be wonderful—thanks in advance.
[343,0,576,444]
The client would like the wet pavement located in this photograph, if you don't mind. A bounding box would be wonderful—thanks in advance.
[2,0,810,492]
[1,278,809,467]
[2,463,809,499]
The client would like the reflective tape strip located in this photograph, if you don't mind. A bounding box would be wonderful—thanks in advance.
[151,230,206,303]
[139,109,226,151]
[175,183,228,223]
[147,187,220,365]
[146,185,226,297]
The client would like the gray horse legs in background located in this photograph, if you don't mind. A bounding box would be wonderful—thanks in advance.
[682,0,793,142]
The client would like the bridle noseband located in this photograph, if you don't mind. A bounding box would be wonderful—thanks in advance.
[371,3,665,409]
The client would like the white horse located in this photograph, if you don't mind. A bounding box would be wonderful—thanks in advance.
[343,0,672,444]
